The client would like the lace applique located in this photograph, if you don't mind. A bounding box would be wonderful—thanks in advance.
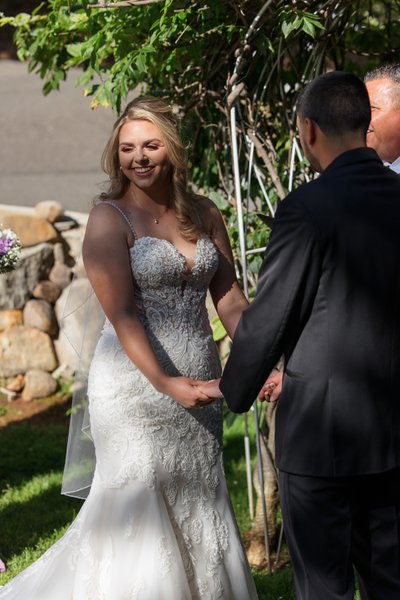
[86,235,231,598]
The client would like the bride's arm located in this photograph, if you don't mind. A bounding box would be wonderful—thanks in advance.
[83,204,212,408]
[207,203,249,340]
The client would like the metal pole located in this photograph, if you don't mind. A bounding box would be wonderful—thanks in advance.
[244,413,254,519]
[227,0,275,568]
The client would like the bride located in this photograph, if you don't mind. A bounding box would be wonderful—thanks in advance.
[0,96,258,599]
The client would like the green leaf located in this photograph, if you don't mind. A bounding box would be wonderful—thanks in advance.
[136,52,147,73]
[281,20,294,38]
[211,316,227,342]
[301,18,316,38]
[66,42,83,59]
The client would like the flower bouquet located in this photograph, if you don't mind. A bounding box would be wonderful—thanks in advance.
[0,227,22,274]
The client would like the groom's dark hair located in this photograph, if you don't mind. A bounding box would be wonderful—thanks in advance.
[296,71,371,137]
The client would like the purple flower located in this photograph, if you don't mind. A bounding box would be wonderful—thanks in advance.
[0,237,13,256]
[0,227,22,273]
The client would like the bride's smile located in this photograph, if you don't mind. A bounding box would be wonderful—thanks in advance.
[118,119,171,190]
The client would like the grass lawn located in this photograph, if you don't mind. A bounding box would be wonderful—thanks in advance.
[0,396,358,599]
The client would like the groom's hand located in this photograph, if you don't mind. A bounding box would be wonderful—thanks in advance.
[258,368,283,403]
[195,378,223,399]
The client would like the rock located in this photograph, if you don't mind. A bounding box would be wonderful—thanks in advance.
[32,280,61,304]
[0,211,58,247]
[53,242,65,265]
[23,299,58,337]
[53,216,78,232]
[61,226,86,261]
[34,200,64,223]
[22,369,58,401]
[0,386,17,402]
[0,309,23,331]
[6,374,25,392]
[0,325,58,377]
[0,243,54,310]
[49,263,72,289]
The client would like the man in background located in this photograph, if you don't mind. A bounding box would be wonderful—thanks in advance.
[365,63,400,172]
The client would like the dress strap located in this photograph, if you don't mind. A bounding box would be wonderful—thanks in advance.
[102,200,138,240]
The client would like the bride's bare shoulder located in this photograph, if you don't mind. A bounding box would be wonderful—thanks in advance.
[86,201,126,231]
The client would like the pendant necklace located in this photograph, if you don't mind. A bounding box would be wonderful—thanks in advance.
[141,201,169,224]
[150,206,168,224]
[130,193,170,224]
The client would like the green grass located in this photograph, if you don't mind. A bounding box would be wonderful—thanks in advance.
[223,414,296,599]
[0,402,359,599]
[0,416,82,584]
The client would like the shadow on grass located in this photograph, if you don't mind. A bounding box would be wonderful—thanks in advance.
[0,398,83,561]
[0,399,297,598]
[0,482,82,558]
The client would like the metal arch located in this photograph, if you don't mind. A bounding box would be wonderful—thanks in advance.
[227,0,310,573]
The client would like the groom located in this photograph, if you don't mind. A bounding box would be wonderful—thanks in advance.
[219,72,400,599]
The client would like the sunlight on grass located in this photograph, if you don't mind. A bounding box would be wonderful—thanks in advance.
[4,410,367,598]
[0,472,62,507]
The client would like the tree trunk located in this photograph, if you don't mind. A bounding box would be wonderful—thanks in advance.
[246,403,280,569]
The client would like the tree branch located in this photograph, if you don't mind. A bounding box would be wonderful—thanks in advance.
[87,0,163,8]
[247,129,286,201]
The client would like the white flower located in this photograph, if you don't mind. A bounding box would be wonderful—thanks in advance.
[0,227,22,274]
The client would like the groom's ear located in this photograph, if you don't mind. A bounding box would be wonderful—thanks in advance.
[303,117,318,146]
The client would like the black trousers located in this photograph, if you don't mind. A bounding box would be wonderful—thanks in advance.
[279,468,400,600]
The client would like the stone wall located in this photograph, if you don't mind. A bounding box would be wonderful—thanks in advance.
[0,202,88,401]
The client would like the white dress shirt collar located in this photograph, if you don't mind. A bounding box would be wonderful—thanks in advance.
[384,156,400,173]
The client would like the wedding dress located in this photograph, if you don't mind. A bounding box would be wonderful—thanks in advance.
[0,209,258,599]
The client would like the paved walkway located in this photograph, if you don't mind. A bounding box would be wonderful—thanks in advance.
[0,60,116,213]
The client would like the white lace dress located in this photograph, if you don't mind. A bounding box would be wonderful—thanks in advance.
[0,225,258,599]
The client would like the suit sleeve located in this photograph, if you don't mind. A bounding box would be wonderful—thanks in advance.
[220,193,321,413]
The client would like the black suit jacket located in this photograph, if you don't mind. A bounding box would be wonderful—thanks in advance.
[220,148,400,477]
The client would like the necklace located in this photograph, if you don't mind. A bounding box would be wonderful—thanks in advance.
[128,193,170,224]
[150,207,168,224]
[139,202,169,224]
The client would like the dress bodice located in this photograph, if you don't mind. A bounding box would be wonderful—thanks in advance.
[132,234,218,325]
[103,235,219,352]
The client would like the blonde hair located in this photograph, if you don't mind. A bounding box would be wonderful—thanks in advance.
[99,95,211,241]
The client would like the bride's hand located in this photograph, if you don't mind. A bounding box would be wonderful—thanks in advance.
[258,369,283,403]
[195,379,223,399]
[160,376,216,409]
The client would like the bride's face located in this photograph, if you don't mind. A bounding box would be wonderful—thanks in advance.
[118,119,171,191]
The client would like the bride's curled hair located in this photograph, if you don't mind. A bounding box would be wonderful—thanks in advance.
[100,95,212,242]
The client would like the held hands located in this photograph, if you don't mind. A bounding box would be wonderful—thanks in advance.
[196,378,223,399]
[161,376,220,409]
[258,368,283,403]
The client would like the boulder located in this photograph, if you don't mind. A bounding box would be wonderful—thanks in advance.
[23,299,58,337]
[22,369,58,401]
[49,263,72,290]
[34,200,64,223]
[0,325,58,377]
[32,280,61,304]
[0,243,54,309]
[53,242,65,265]
[0,211,58,247]
[6,374,25,392]
[0,309,23,331]
[61,226,86,261]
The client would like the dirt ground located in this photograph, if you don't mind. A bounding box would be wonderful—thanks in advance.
[0,392,71,428]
